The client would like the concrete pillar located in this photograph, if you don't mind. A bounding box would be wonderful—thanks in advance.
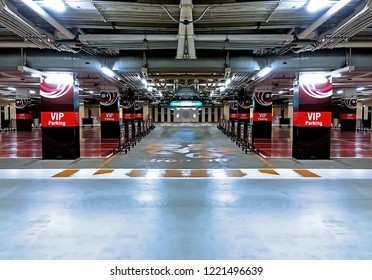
[16,98,32,131]
[288,102,293,126]
[208,107,212,122]
[101,91,120,139]
[201,108,206,122]
[340,98,357,131]
[253,92,272,139]
[167,107,171,122]
[154,107,158,123]
[160,107,165,122]
[292,73,332,159]
[40,72,80,159]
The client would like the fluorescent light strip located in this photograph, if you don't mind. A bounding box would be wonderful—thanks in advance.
[101,67,116,78]
[44,0,66,12]
[257,66,272,78]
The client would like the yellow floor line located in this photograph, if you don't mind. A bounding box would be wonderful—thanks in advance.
[98,152,120,168]
[293,169,321,178]
[125,169,246,178]
[52,169,79,178]
[93,169,114,176]
[259,169,280,175]
[253,153,274,168]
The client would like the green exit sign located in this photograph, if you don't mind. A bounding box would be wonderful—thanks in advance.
[170,101,203,107]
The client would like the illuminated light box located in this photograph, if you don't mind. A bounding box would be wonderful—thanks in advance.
[170,101,202,107]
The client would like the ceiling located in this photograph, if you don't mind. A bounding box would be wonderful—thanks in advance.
[1,0,372,105]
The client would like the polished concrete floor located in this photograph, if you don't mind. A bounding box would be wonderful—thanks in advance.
[0,124,371,259]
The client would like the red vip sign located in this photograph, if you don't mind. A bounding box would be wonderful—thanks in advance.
[340,113,356,120]
[16,113,32,120]
[229,113,237,119]
[293,112,331,127]
[123,113,136,120]
[135,113,144,119]
[253,113,272,122]
[237,113,250,120]
[41,112,79,127]
[101,112,120,122]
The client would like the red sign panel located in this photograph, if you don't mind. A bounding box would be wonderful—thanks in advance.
[16,113,32,120]
[253,113,272,122]
[135,113,144,119]
[340,113,356,120]
[237,113,250,120]
[101,112,120,122]
[41,112,79,127]
[229,113,237,119]
[123,113,136,120]
[293,112,332,127]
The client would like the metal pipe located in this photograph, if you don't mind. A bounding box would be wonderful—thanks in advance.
[297,0,354,39]
[19,0,75,39]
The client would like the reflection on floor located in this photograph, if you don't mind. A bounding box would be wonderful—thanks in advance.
[254,127,372,158]
[1,125,372,159]
[0,128,117,158]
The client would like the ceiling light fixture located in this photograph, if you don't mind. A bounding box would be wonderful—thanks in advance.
[337,90,344,94]
[325,65,355,78]
[8,87,16,91]
[18,65,48,78]
[44,0,66,12]
[257,66,272,78]
[356,87,365,91]
[101,66,115,78]
[29,90,36,94]
[307,0,328,12]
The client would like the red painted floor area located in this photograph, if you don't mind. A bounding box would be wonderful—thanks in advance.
[254,127,372,158]
[0,127,118,158]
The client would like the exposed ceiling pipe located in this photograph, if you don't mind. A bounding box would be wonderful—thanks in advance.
[19,0,75,40]
[293,40,372,49]
[79,34,293,43]
[316,0,372,49]
[0,49,372,73]
[297,0,354,40]
[0,0,53,48]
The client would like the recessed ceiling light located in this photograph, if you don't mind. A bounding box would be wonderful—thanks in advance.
[44,0,66,12]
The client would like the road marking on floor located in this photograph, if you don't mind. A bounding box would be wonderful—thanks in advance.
[52,169,79,178]
[97,152,120,168]
[93,169,114,175]
[259,169,280,175]
[1,169,371,179]
[253,153,274,168]
[293,169,321,178]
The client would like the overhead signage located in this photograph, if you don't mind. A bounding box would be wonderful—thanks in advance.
[170,101,202,107]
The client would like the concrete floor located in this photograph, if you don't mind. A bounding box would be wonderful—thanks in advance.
[0,124,372,259]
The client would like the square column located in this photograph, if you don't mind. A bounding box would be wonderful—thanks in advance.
[253,92,272,139]
[16,98,32,131]
[340,98,357,131]
[135,101,144,135]
[237,99,251,143]
[228,101,238,136]
[292,73,332,159]
[40,73,80,159]
[122,100,135,144]
[100,92,120,139]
